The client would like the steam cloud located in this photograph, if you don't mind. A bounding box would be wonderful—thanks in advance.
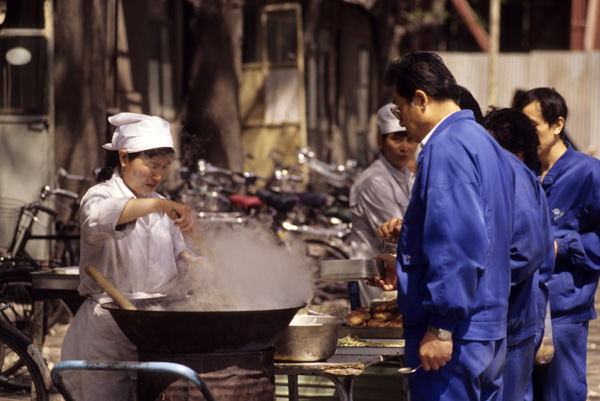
[174,219,315,311]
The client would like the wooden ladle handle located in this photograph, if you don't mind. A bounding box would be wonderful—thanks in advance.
[85,265,137,310]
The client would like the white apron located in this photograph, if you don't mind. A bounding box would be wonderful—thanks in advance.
[61,173,189,400]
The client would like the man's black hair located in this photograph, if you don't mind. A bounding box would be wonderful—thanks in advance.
[512,87,568,139]
[484,107,540,171]
[456,85,484,126]
[384,52,458,104]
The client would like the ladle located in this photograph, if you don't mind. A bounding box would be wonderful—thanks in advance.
[85,264,137,310]
[398,364,422,374]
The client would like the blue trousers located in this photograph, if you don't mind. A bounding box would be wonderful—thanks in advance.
[503,336,535,401]
[405,336,506,401]
[531,320,588,401]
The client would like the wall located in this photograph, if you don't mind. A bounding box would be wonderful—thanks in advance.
[439,51,600,155]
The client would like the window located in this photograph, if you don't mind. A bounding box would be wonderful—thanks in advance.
[0,37,46,114]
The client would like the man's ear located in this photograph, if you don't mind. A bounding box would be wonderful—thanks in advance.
[414,90,428,107]
[553,116,565,136]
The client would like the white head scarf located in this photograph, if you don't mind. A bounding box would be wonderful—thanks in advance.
[103,112,174,152]
[377,103,406,135]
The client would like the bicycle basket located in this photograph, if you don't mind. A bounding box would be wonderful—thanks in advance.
[0,198,25,251]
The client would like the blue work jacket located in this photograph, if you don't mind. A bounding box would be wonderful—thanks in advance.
[540,143,600,323]
[397,110,515,341]
[506,152,554,346]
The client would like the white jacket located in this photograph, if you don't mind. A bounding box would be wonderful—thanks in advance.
[61,173,189,401]
[349,154,414,306]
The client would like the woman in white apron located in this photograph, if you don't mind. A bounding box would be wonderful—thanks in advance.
[61,113,197,401]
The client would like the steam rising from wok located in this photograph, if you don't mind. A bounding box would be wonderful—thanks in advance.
[167,220,315,311]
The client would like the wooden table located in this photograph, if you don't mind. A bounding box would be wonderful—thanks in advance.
[274,348,407,401]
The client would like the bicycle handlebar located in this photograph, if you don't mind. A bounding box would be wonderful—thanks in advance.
[52,188,79,200]
[36,204,59,218]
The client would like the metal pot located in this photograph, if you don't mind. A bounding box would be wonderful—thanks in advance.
[274,315,344,362]
[102,298,305,354]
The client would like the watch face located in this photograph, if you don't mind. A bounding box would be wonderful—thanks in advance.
[438,330,451,340]
[429,326,451,340]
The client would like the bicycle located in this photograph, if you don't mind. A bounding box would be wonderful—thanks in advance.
[0,298,50,401]
[0,170,89,339]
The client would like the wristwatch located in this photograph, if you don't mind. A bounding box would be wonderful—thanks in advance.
[428,326,452,340]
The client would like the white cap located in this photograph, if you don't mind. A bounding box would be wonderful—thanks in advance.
[377,103,406,135]
[103,112,174,152]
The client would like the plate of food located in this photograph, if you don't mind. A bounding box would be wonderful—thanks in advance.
[340,299,403,338]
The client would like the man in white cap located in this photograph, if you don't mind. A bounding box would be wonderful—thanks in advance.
[61,113,198,401]
[348,103,418,308]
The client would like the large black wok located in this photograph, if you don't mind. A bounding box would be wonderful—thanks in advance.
[102,298,304,354]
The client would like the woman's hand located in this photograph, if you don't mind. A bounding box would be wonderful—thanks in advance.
[368,254,398,291]
[164,200,197,236]
[377,217,403,244]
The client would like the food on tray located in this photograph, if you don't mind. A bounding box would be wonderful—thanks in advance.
[373,311,393,321]
[370,302,388,313]
[367,318,386,327]
[346,310,371,326]
[337,335,403,348]
[386,317,403,327]
[344,299,402,327]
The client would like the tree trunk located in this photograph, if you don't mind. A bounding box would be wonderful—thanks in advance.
[178,0,244,171]
[54,0,109,191]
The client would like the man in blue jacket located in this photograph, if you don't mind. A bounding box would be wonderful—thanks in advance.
[514,88,600,401]
[375,52,515,401]
[484,107,555,401]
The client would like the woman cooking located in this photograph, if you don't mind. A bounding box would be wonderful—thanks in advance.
[61,112,198,400]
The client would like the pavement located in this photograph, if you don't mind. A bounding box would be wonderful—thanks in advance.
[2,290,600,401]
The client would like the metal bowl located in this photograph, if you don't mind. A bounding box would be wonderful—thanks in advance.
[274,315,345,362]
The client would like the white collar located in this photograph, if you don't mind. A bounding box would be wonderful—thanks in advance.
[419,113,453,150]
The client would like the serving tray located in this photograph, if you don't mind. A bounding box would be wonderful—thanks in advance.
[340,326,403,339]
[319,259,385,281]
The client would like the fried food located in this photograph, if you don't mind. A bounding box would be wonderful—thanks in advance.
[345,310,371,326]
[367,318,387,327]
[372,311,393,321]
[384,300,399,314]
[344,299,403,328]
[370,302,388,314]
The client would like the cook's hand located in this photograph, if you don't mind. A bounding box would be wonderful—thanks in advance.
[418,331,453,371]
[377,217,403,243]
[368,254,398,291]
[164,201,197,236]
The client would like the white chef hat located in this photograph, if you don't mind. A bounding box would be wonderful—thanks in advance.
[103,112,174,152]
[377,103,406,135]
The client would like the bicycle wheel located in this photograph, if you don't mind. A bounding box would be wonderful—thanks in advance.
[0,319,48,400]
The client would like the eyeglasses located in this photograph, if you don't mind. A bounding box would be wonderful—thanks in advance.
[390,104,402,120]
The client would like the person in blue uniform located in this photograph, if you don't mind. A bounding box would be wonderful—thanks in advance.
[484,107,555,401]
[514,88,600,401]
[374,52,515,401]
